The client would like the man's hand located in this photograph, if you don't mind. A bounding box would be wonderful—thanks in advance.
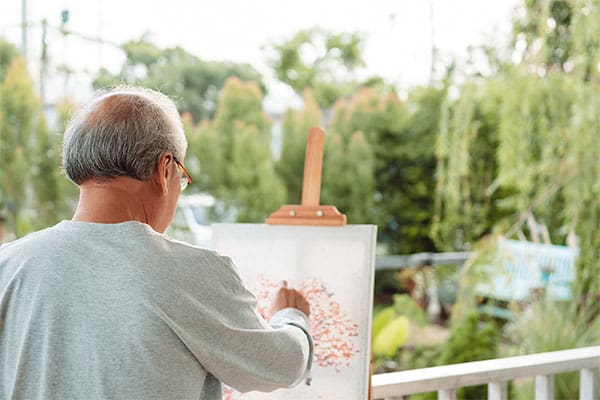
[268,280,310,317]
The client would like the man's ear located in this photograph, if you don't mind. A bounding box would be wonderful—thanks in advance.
[153,152,173,195]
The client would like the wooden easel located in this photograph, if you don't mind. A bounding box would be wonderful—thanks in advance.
[266,126,374,400]
[266,126,346,226]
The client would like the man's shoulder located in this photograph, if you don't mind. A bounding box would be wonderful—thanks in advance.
[0,225,58,255]
[159,233,221,258]
[159,234,238,272]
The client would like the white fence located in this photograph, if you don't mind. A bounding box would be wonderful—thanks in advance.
[372,346,600,400]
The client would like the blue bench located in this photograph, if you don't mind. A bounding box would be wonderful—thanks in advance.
[475,238,576,318]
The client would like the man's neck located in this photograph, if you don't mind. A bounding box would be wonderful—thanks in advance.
[72,177,156,226]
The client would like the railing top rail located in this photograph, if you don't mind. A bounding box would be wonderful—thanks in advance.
[372,346,600,398]
[376,252,470,270]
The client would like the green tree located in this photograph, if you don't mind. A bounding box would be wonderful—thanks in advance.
[1,57,38,235]
[0,38,20,81]
[51,98,79,218]
[30,117,63,227]
[512,0,600,85]
[562,80,599,297]
[267,27,383,108]
[433,0,599,295]
[497,71,598,296]
[322,131,375,224]
[189,77,285,222]
[508,0,599,297]
[328,89,402,233]
[0,56,67,237]
[228,121,285,222]
[512,0,574,70]
[569,0,600,82]
[93,36,265,122]
[327,87,441,253]
[511,0,598,82]
[187,119,224,194]
[433,79,512,251]
[276,88,323,203]
[379,86,445,254]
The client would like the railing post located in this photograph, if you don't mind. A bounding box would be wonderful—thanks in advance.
[488,380,508,400]
[580,368,598,400]
[438,389,456,400]
[535,374,554,400]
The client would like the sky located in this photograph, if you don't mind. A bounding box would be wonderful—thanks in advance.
[1,0,520,113]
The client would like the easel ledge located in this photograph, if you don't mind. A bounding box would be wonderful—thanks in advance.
[266,205,346,226]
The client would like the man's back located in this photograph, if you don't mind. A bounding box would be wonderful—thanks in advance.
[1,221,310,400]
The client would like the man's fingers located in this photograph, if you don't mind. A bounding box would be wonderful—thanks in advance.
[268,281,311,318]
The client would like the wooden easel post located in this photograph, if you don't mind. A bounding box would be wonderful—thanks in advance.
[266,126,346,226]
[301,126,324,207]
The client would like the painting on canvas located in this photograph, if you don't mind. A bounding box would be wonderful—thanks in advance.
[212,223,377,399]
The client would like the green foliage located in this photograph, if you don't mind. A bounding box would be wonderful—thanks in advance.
[439,310,498,364]
[52,98,80,213]
[512,0,574,70]
[433,79,511,251]
[438,310,499,399]
[372,315,409,358]
[498,71,598,296]
[187,120,223,194]
[30,117,65,227]
[327,86,441,253]
[392,294,428,327]
[507,298,600,354]
[372,294,428,370]
[1,57,40,235]
[0,56,73,239]
[276,89,323,203]
[372,307,396,339]
[432,0,599,295]
[506,0,599,297]
[227,121,285,222]
[511,0,599,83]
[322,131,375,223]
[560,79,600,297]
[497,73,572,217]
[267,27,381,108]
[377,87,443,254]
[505,297,600,399]
[93,36,265,122]
[569,0,600,82]
[0,39,20,81]
[449,236,505,323]
[188,77,285,222]
[433,66,599,295]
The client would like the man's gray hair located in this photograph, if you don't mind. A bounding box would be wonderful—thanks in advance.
[62,86,186,185]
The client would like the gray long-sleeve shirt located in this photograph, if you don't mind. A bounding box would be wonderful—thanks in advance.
[0,221,312,400]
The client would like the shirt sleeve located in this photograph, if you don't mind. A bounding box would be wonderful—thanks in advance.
[269,307,314,386]
[152,253,313,393]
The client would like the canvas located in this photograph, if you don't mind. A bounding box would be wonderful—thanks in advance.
[211,223,377,400]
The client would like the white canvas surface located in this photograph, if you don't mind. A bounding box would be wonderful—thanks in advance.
[211,223,377,400]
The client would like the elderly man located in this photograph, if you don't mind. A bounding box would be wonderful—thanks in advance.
[0,87,312,400]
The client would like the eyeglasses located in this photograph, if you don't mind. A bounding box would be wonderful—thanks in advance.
[173,157,192,191]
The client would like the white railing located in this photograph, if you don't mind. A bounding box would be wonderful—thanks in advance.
[372,346,600,400]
